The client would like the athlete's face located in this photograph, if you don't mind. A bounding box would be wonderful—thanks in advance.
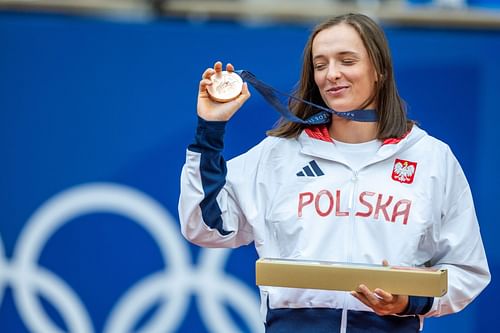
[312,23,378,112]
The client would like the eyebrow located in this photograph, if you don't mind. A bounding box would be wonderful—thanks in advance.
[312,51,360,61]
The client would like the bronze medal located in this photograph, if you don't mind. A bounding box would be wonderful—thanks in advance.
[207,71,243,103]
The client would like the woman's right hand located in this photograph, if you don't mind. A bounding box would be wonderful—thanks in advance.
[197,61,251,121]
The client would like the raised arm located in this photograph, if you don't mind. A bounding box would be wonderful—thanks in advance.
[178,61,252,248]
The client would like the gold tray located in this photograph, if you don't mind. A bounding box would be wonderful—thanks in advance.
[256,258,447,297]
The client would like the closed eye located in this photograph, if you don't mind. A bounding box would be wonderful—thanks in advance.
[342,58,357,65]
[313,63,327,70]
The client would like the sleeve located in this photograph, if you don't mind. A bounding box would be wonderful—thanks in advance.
[178,116,255,248]
[399,296,433,316]
[423,146,491,317]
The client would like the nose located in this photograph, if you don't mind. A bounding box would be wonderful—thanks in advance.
[326,63,341,82]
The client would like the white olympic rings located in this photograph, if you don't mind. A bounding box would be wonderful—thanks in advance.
[0,182,263,333]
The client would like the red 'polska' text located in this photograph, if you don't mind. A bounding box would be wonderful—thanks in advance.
[298,190,412,225]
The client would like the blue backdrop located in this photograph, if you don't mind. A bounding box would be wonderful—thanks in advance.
[0,11,498,333]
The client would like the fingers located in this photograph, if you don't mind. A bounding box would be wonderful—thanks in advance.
[351,284,407,316]
[226,82,250,110]
[206,61,235,76]
[374,288,394,302]
[199,61,230,93]
[214,61,234,72]
[200,67,215,94]
[201,61,223,81]
[200,61,247,101]
[239,82,251,100]
[214,61,222,73]
[353,284,381,305]
[202,67,215,80]
[351,290,378,313]
[199,79,212,95]
[351,285,388,312]
[200,61,237,92]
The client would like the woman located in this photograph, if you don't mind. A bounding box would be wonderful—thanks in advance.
[179,13,490,332]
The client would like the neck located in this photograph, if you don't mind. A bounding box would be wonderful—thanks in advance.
[329,116,378,143]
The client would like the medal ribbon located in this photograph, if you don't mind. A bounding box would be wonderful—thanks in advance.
[235,69,377,124]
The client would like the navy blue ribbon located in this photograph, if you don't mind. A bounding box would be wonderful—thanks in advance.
[235,69,377,124]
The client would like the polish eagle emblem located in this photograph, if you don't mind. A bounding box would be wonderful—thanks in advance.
[392,159,417,184]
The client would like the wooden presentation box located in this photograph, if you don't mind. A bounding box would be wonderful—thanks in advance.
[256,258,447,297]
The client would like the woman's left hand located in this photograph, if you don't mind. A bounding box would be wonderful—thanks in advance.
[350,259,408,316]
[350,284,408,316]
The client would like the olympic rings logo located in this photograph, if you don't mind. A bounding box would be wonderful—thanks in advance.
[0,183,263,333]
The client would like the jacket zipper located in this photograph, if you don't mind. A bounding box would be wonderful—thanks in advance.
[341,169,359,333]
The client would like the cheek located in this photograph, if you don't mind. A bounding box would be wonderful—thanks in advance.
[314,71,324,88]
[355,67,377,92]
[363,77,377,95]
[353,72,375,94]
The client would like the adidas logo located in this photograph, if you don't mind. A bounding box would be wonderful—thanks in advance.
[296,160,324,177]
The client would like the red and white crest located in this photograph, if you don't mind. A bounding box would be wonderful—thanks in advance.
[392,159,417,184]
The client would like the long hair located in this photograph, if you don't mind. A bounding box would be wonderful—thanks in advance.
[267,13,411,139]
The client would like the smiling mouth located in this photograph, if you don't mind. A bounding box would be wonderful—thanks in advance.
[327,86,349,93]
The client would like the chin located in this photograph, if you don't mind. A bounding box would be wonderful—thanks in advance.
[325,100,352,112]
[329,104,352,112]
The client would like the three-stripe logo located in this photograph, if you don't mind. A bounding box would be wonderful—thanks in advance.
[296,160,324,177]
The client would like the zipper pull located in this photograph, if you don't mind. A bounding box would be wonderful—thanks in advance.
[348,170,358,210]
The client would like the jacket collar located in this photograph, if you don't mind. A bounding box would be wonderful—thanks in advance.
[298,124,427,166]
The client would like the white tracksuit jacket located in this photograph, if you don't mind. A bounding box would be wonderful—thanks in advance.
[179,118,490,332]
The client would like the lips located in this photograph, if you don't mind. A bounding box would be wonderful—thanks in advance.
[326,85,349,95]
[327,85,349,92]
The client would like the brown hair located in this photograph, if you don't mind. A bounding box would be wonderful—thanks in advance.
[267,13,412,139]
